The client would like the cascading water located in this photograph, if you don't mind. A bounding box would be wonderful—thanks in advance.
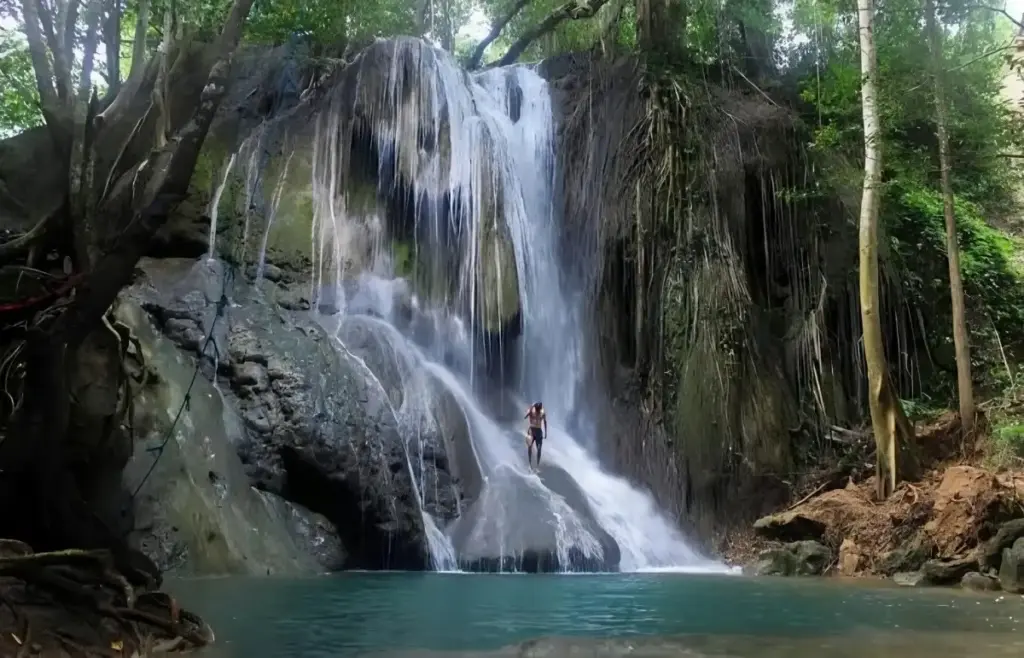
[210,38,728,574]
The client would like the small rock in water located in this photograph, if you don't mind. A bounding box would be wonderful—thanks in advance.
[748,540,830,577]
[921,555,977,586]
[961,571,1001,592]
[838,537,863,576]
[893,571,926,587]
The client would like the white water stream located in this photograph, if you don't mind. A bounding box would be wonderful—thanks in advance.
[209,39,729,574]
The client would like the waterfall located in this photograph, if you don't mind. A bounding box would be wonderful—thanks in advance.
[229,38,727,573]
[206,152,237,259]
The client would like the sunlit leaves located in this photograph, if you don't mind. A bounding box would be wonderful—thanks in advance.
[0,29,42,137]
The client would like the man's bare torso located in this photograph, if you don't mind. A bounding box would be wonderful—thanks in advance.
[527,408,545,428]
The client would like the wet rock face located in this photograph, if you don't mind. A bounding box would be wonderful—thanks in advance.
[449,465,621,573]
[116,301,340,576]
[123,257,459,570]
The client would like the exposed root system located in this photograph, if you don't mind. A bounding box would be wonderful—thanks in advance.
[0,540,210,657]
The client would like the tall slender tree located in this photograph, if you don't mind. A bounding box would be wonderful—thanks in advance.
[925,0,974,434]
[857,0,911,499]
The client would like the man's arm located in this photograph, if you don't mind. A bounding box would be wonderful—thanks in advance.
[543,414,548,436]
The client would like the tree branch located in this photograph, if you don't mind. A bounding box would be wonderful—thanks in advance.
[59,0,81,99]
[495,0,611,67]
[467,0,533,70]
[19,0,59,109]
[36,0,62,71]
[128,0,150,80]
[966,4,1024,32]
[54,0,258,347]
[94,0,149,128]
[103,0,120,98]
[77,0,100,102]
[152,0,176,148]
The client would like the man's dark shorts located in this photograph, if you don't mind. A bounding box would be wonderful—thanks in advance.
[529,426,544,446]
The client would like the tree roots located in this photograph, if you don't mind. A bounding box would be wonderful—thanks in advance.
[0,540,210,657]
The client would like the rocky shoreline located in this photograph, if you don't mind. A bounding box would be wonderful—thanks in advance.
[722,418,1024,593]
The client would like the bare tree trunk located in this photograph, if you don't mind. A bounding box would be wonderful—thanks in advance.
[925,0,975,435]
[1,0,258,581]
[496,0,611,67]
[129,0,151,79]
[467,0,533,69]
[857,0,903,500]
[441,0,454,52]
[103,0,121,98]
[415,0,430,36]
[636,0,685,55]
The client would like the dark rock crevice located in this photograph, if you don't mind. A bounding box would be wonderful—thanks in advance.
[277,445,426,570]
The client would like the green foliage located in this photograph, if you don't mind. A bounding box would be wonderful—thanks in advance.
[889,182,1023,329]
[792,0,1024,403]
[988,418,1024,467]
[0,30,42,137]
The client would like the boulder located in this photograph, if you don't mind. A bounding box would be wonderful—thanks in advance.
[450,464,620,573]
[123,257,452,570]
[961,571,1001,592]
[748,540,830,577]
[921,556,978,585]
[893,571,926,587]
[878,533,936,575]
[334,315,465,521]
[838,537,863,576]
[115,301,339,576]
[998,537,1024,594]
[979,517,1024,571]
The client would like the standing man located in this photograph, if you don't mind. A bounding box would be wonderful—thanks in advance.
[524,402,547,471]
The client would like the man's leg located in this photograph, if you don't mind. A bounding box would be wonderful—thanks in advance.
[535,439,543,465]
[527,439,534,465]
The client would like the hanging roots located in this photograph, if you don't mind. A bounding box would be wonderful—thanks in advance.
[0,540,211,657]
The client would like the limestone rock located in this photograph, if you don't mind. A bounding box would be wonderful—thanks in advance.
[921,555,978,585]
[116,301,334,576]
[979,517,1024,571]
[878,533,936,575]
[748,540,830,577]
[998,537,1024,594]
[449,465,620,573]
[123,257,456,570]
[961,571,1001,592]
[893,571,926,587]
[838,537,863,576]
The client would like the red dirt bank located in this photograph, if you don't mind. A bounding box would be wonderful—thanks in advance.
[721,414,1024,586]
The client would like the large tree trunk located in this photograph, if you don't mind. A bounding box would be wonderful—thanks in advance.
[636,0,686,55]
[857,0,907,500]
[0,0,258,581]
[925,0,975,434]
